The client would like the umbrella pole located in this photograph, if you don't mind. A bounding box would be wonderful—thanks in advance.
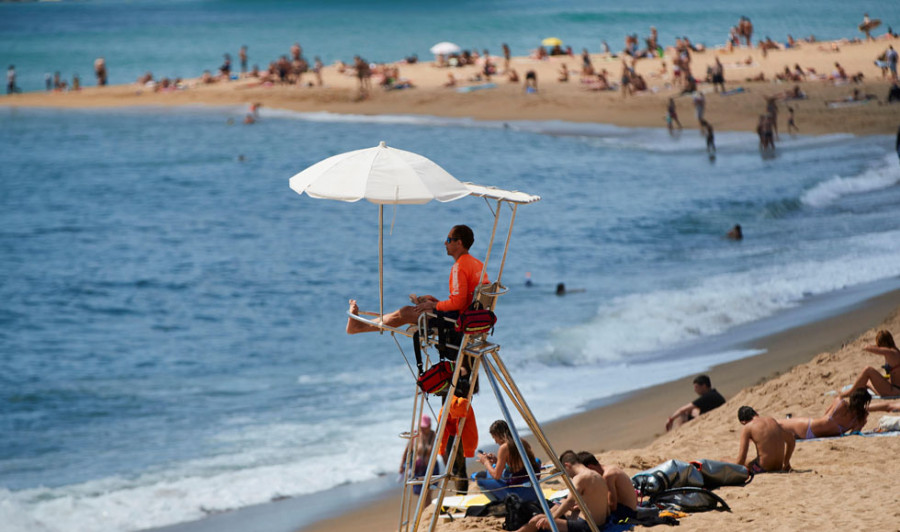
[379,204,384,333]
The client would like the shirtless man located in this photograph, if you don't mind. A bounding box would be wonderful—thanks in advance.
[734,406,794,473]
[518,450,609,532]
[576,452,638,523]
[347,225,488,334]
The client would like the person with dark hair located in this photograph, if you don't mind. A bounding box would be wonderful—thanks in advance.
[734,406,795,473]
[474,419,540,502]
[840,330,900,398]
[576,451,637,523]
[346,225,488,333]
[779,388,871,439]
[665,375,726,431]
[516,450,608,532]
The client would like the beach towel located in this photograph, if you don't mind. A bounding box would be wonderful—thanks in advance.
[826,99,871,109]
[720,87,745,96]
[457,83,496,94]
[798,430,900,442]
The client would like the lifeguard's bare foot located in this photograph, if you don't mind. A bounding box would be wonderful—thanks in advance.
[346,299,365,334]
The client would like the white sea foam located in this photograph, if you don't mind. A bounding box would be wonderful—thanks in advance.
[801,153,900,208]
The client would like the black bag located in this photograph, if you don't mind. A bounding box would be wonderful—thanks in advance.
[649,487,730,513]
[503,494,543,531]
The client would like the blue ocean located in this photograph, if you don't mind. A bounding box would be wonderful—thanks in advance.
[2,2,900,532]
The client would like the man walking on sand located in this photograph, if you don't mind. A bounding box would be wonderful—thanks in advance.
[734,406,795,473]
[347,225,488,334]
[666,374,726,431]
[517,450,609,532]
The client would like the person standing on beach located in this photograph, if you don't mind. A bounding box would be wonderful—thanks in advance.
[347,225,488,334]
[701,119,715,156]
[400,414,436,500]
[502,43,511,73]
[666,98,682,133]
[665,375,725,431]
[786,106,799,134]
[6,65,16,95]
[711,57,725,93]
[887,45,899,82]
[94,57,107,86]
[765,96,779,140]
[734,406,795,473]
[239,45,248,75]
[693,91,706,123]
[620,60,632,99]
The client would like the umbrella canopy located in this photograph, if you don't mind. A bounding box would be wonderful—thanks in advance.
[289,141,471,321]
[289,141,470,204]
[429,41,462,55]
[541,37,563,47]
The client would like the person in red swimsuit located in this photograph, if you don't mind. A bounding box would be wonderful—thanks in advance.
[346,224,488,334]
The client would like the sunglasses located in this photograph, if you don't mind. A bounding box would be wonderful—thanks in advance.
[445,237,458,244]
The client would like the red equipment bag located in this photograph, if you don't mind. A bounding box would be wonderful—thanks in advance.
[417,361,454,395]
[455,308,497,335]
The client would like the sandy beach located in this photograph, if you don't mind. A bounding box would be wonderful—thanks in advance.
[291,287,900,532]
[4,39,900,136]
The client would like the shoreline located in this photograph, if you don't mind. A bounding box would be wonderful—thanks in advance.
[4,38,900,136]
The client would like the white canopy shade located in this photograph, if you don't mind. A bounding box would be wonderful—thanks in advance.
[289,141,470,205]
[429,42,462,55]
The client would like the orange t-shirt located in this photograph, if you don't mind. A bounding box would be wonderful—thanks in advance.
[434,253,489,313]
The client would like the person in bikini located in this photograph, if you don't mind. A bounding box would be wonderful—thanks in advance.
[779,387,871,439]
[839,330,900,399]
[474,419,540,502]
[346,225,488,334]
[516,450,609,532]
[734,406,794,473]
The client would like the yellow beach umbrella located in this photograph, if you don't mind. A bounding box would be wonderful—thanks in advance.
[541,37,563,47]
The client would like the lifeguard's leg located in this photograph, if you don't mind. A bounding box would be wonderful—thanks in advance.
[346,300,419,334]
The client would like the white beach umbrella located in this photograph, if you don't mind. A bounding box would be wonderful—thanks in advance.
[429,41,462,55]
[289,141,471,319]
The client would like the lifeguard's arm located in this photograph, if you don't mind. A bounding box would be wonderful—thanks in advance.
[782,428,795,471]
[735,425,751,466]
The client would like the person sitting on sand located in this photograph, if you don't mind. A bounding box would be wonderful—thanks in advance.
[524,70,538,92]
[779,388,871,439]
[558,63,569,82]
[474,419,540,503]
[734,406,795,473]
[443,72,457,87]
[346,225,488,334]
[666,375,726,431]
[516,450,609,532]
[508,69,520,83]
[576,452,638,524]
[840,330,900,398]
[830,62,848,81]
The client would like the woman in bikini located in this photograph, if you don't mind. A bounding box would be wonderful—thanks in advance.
[779,388,871,439]
[474,419,540,502]
[840,330,900,399]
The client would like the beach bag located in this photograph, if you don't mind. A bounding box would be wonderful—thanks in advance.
[502,494,543,531]
[690,459,752,488]
[649,487,730,513]
[632,460,704,496]
[455,305,496,335]
[417,361,454,396]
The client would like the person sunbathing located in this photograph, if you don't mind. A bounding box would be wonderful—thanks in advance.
[840,330,900,398]
[779,388,871,439]
[868,400,900,413]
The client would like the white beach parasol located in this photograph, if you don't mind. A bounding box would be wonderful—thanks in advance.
[289,141,471,320]
[429,41,462,55]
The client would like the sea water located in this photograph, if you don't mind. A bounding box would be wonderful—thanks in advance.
[2,1,900,531]
[2,0,899,92]
[1,105,899,532]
